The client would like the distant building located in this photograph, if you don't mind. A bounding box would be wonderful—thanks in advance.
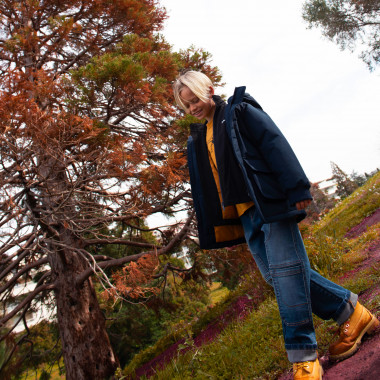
[315,177,338,199]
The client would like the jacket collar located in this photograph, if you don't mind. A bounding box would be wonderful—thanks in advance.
[209,95,226,126]
[212,95,226,108]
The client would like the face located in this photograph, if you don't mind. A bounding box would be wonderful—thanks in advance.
[179,85,215,121]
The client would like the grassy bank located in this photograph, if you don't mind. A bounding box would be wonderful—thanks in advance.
[124,172,380,379]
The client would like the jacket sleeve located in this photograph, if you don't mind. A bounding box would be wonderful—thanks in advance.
[237,103,312,205]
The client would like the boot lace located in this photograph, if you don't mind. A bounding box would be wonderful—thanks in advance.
[293,361,312,375]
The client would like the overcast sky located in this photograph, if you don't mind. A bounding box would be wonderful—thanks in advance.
[160,0,380,183]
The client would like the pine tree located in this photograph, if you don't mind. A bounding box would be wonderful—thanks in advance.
[331,162,358,199]
[0,1,221,377]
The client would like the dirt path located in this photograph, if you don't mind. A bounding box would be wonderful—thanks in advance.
[321,332,380,379]
[344,208,380,239]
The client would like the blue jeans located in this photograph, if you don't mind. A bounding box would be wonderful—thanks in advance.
[240,207,357,363]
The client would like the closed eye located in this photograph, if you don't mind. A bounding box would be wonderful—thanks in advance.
[183,97,200,109]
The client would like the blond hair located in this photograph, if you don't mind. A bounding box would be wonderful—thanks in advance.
[173,71,213,111]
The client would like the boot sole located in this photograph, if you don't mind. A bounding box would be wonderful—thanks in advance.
[330,315,380,361]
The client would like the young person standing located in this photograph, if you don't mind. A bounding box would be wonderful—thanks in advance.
[173,70,379,380]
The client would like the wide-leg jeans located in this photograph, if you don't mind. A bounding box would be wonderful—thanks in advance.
[240,207,357,363]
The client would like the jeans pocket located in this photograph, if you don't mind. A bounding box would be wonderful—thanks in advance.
[271,262,308,308]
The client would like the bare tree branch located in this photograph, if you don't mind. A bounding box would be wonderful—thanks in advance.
[83,239,159,249]
[76,211,195,286]
[0,283,55,330]
[0,257,49,294]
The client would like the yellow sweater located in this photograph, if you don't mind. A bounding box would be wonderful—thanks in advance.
[206,120,254,219]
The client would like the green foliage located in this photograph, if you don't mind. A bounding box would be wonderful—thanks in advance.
[0,333,20,379]
[141,298,286,380]
[157,278,211,334]
[209,283,230,305]
[123,272,271,378]
[85,219,158,266]
[20,360,65,380]
[38,370,51,380]
[3,322,62,379]
[106,303,165,368]
[174,46,225,87]
[331,162,358,199]
[184,244,258,292]
[69,33,178,111]
[302,0,380,70]
[217,261,248,291]
[346,223,380,258]
[350,170,368,187]
[302,172,379,278]
[102,273,211,368]
[314,171,380,238]
[303,233,349,278]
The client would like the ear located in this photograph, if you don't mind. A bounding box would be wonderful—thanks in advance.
[209,86,215,97]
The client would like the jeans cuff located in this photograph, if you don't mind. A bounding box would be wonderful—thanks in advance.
[287,349,318,363]
[336,292,358,325]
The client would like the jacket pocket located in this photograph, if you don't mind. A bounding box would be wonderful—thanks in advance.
[244,156,271,173]
[244,159,286,200]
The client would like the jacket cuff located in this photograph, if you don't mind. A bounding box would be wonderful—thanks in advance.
[287,188,312,206]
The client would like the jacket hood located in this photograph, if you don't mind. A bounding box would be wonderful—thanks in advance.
[227,86,263,111]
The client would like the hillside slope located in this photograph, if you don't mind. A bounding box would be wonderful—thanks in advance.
[125,172,380,379]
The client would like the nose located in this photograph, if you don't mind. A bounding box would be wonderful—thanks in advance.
[189,103,197,114]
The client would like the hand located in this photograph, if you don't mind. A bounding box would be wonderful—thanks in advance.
[295,199,312,210]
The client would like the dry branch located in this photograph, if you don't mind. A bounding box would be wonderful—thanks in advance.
[76,211,194,286]
[0,283,55,330]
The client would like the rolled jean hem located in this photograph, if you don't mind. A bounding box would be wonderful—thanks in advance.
[287,349,318,363]
[336,292,358,325]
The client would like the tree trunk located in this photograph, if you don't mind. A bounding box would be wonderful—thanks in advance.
[49,230,119,379]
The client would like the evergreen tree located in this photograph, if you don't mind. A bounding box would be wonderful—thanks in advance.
[350,170,367,187]
[0,1,221,377]
[331,162,358,199]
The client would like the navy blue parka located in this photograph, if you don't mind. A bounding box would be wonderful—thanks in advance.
[187,86,312,249]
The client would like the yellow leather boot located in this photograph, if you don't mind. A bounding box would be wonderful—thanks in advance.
[329,302,379,361]
[293,358,323,379]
